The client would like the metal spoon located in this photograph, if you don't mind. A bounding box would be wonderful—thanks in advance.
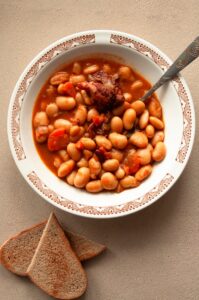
[140,36,199,102]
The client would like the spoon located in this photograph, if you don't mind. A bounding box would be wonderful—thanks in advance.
[140,36,199,102]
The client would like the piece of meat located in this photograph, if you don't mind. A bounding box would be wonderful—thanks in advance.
[87,115,110,138]
[77,71,124,112]
[95,146,112,163]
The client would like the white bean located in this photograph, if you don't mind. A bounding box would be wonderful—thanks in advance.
[123,108,136,130]
[80,137,96,150]
[129,132,148,148]
[53,156,62,168]
[148,98,162,118]
[66,170,77,186]
[69,75,86,85]
[58,150,70,161]
[83,150,93,160]
[149,116,164,130]
[115,167,125,179]
[118,66,131,80]
[74,167,90,188]
[108,133,128,150]
[89,157,101,179]
[135,165,152,181]
[70,127,85,142]
[75,105,87,125]
[83,64,99,74]
[75,92,84,104]
[139,110,149,129]
[103,159,119,172]
[120,176,139,188]
[111,149,124,162]
[131,100,145,115]
[95,135,112,150]
[86,180,103,193]
[35,126,49,143]
[145,125,155,138]
[54,119,71,132]
[57,160,75,177]
[56,96,76,110]
[152,142,166,161]
[50,72,69,85]
[33,112,49,128]
[110,116,123,133]
[81,90,92,105]
[70,125,81,137]
[67,143,81,161]
[101,172,118,190]
[72,62,81,75]
[131,80,144,92]
[136,148,151,165]
[77,158,89,168]
[46,103,58,118]
[151,131,164,147]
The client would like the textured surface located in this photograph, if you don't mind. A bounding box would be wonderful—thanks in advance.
[0,0,199,299]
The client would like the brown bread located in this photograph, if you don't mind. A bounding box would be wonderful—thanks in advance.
[0,220,106,276]
[0,221,46,276]
[66,230,106,262]
[27,213,87,299]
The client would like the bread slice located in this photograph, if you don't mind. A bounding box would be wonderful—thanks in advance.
[27,213,87,299]
[66,231,106,261]
[0,221,46,276]
[0,221,106,276]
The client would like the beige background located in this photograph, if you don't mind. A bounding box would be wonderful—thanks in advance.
[0,1,199,299]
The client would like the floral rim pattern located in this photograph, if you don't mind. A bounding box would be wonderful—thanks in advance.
[11,34,95,161]
[9,31,194,217]
[27,171,174,216]
[110,34,192,163]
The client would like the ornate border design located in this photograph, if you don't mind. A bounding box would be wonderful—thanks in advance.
[9,32,194,216]
[110,34,192,163]
[27,171,174,216]
[11,34,95,160]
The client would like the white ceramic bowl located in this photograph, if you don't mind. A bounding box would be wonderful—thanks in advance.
[7,30,195,218]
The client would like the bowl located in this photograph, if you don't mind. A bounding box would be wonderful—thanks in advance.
[7,30,195,218]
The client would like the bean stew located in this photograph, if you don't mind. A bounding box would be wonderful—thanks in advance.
[32,58,166,193]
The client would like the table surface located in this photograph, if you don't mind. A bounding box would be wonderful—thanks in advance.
[0,1,199,299]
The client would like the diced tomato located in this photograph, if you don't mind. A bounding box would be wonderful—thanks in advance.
[75,141,84,151]
[127,154,141,174]
[123,165,130,175]
[60,82,76,97]
[48,128,69,151]
[124,154,140,175]
[92,115,105,126]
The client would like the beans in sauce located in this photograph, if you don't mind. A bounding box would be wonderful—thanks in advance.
[33,58,166,193]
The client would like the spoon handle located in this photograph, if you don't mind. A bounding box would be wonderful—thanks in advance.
[141,36,199,101]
